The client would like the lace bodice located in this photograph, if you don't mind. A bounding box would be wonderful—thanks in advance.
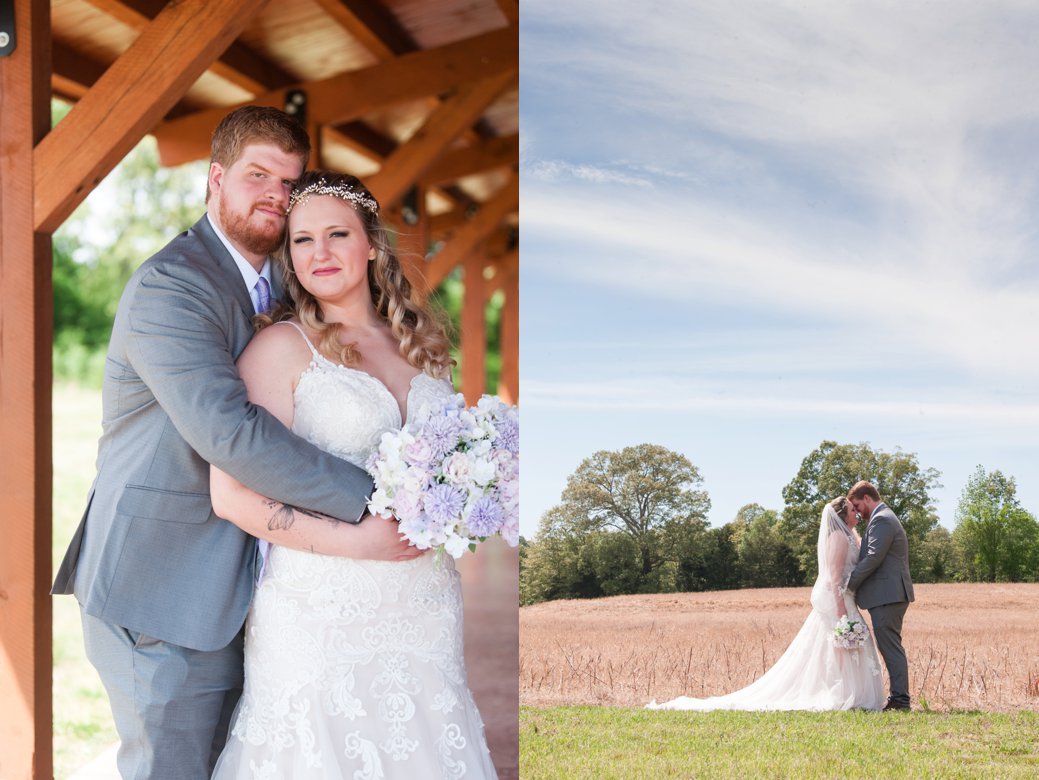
[284,322,453,468]
[213,321,496,778]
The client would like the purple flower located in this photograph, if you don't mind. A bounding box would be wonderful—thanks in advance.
[466,496,504,538]
[493,416,519,454]
[422,483,465,525]
[424,415,463,459]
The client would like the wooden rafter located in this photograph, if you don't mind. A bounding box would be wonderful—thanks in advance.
[153,25,518,166]
[34,0,273,234]
[421,133,519,186]
[424,173,518,289]
[312,0,416,60]
[496,0,520,26]
[366,71,516,207]
[84,0,294,94]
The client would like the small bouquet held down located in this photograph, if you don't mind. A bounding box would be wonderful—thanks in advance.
[829,615,868,650]
[366,393,519,559]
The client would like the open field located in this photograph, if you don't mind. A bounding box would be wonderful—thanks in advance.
[520,584,1039,711]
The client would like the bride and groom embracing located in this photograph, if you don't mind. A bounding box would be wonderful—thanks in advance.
[650,480,914,713]
[53,106,498,778]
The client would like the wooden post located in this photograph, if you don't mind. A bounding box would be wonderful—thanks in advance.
[0,0,53,777]
[461,253,486,404]
[499,258,518,405]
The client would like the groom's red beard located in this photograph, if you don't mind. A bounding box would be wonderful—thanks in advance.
[218,197,285,257]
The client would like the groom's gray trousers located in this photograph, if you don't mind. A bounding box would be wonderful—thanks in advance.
[81,608,244,779]
[868,601,910,707]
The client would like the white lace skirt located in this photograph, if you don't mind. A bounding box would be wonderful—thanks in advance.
[647,603,885,712]
[213,547,497,779]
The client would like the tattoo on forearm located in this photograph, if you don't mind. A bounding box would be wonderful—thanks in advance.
[264,500,323,532]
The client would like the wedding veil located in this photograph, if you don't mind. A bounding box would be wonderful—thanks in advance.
[809,501,859,620]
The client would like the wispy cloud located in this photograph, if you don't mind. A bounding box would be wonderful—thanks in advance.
[524,377,1039,426]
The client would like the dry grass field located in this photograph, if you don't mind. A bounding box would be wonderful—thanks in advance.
[520,583,1039,711]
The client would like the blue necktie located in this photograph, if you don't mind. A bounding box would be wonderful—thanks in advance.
[255,276,271,313]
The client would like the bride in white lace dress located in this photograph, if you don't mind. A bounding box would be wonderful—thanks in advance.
[209,171,497,778]
[648,498,884,712]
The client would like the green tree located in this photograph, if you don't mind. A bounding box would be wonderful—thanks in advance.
[562,444,710,577]
[914,526,963,583]
[518,444,712,603]
[728,504,801,588]
[953,466,1039,582]
[781,440,941,583]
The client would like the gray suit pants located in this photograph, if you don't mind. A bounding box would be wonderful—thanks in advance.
[82,608,244,779]
[868,601,910,707]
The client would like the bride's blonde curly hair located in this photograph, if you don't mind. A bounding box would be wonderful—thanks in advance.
[258,170,454,379]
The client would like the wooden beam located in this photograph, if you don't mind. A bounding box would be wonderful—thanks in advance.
[365,71,515,207]
[496,0,519,26]
[51,39,203,116]
[51,40,107,99]
[424,174,518,289]
[312,0,416,60]
[482,248,518,304]
[84,0,294,95]
[461,252,487,405]
[0,1,53,777]
[33,0,272,234]
[498,261,518,404]
[154,25,518,165]
[421,133,519,186]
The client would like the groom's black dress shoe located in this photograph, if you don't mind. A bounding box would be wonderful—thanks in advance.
[882,700,910,711]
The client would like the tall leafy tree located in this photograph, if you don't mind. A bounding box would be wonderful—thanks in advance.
[729,504,801,588]
[781,440,941,582]
[519,444,711,602]
[562,444,710,577]
[953,466,1039,582]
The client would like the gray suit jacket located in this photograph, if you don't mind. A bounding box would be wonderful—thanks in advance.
[53,215,373,651]
[846,502,915,610]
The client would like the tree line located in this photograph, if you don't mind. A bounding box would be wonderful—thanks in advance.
[519,441,1039,605]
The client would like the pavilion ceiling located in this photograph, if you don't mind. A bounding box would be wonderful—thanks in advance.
[49,0,519,276]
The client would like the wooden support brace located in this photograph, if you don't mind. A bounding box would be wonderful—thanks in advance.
[461,253,487,405]
[34,0,272,234]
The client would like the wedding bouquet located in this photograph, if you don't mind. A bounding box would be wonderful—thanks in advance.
[830,615,868,650]
[366,393,519,558]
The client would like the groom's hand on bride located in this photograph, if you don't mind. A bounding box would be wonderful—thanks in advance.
[349,514,426,561]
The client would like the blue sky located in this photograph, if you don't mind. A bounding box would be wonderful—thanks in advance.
[519,1,1039,539]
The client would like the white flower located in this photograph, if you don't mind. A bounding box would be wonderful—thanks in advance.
[469,456,497,487]
[444,533,474,559]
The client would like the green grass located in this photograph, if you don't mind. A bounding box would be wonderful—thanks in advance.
[52,383,117,778]
[521,706,1039,779]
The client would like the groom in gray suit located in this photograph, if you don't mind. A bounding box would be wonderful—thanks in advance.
[53,106,417,778]
[845,480,915,711]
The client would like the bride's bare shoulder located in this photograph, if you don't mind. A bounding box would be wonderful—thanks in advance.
[238,320,312,369]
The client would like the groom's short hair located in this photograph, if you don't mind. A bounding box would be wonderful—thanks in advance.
[848,481,881,502]
[205,106,311,202]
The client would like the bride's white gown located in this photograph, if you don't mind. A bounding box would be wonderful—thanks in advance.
[213,325,497,779]
[648,532,885,712]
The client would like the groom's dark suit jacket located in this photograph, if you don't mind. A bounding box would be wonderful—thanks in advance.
[846,502,915,610]
[53,215,372,651]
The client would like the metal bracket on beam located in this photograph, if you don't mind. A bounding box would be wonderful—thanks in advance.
[284,88,307,126]
[0,0,16,57]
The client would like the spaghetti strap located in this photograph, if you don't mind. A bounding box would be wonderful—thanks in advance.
[272,320,320,358]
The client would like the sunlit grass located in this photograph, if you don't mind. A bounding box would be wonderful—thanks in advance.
[521,706,1039,779]
[52,383,116,778]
